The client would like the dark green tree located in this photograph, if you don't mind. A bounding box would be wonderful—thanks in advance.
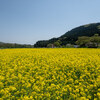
[54,41,61,47]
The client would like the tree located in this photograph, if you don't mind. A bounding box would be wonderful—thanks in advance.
[54,41,61,47]
[47,43,53,48]
[76,36,90,47]
[90,34,100,47]
[76,34,100,48]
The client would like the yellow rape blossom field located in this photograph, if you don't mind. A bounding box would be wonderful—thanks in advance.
[0,48,100,100]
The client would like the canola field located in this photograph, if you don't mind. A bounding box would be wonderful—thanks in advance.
[0,48,100,100]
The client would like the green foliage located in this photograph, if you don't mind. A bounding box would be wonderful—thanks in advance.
[97,25,100,29]
[34,38,58,47]
[0,42,33,48]
[54,41,60,47]
[65,44,74,48]
[76,34,100,48]
[54,40,61,47]
[34,23,100,47]
[76,36,90,47]
[90,34,100,43]
[47,43,53,48]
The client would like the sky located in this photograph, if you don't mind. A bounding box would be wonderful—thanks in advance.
[0,0,100,45]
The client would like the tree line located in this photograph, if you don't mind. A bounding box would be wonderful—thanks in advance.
[76,34,100,48]
[0,34,100,48]
[47,34,100,48]
[0,42,33,48]
[34,23,100,47]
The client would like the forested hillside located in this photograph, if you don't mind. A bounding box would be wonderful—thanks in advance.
[34,23,100,47]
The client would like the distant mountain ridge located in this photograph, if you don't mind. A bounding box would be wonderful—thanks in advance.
[34,22,100,47]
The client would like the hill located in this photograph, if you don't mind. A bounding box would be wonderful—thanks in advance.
[34,23,100,47]
[0,42,33,48]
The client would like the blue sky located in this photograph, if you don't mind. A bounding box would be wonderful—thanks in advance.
[0,0,100,44]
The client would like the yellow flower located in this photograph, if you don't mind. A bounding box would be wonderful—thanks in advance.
[97,93,100,99]
[0,48,100,99]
